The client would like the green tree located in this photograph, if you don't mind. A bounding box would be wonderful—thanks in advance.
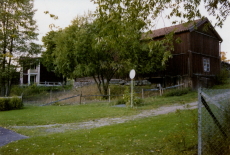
[144,0,230,27]
[42,0,230,96]
[0,0,40,96]
[42,9,174,96]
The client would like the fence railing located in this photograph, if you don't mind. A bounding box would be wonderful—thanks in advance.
[36,83,184,106]
[198,88,230,155]
[38,82,62,86]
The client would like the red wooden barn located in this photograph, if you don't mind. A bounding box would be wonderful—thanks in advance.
[149,18,223,89]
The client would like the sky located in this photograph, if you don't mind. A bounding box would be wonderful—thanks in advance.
[33,0,230,58]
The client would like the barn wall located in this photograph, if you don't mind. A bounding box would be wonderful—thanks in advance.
[190,31,221,76]
[173,32,190,54]
[163,32,190,77]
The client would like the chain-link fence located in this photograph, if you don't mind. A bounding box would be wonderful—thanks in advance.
[198,88,230,155]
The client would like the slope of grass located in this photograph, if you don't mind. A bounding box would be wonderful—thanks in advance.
[0,103,138,127]
[0,88,198,154]
[0,90,197,127]
[0,109,197,155]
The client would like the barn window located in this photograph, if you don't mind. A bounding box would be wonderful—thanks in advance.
[203,58,210,72]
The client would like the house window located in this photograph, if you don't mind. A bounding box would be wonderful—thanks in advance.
[203,58,210,72]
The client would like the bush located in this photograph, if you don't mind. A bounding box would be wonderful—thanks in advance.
[0,97,23,111]
[216,68,230,85]
[163,88,191,97]
[10,84,72,97]
[122,87,143,107]
[116,98,126,105]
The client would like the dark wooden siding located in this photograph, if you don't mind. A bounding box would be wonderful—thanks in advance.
[190,53,220,75]
[165,54,188,76]
[190,31,221,76]
[173,32,190,54]
[190,31,220,57]
[162,32,190,76]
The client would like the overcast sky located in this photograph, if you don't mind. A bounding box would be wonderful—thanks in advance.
[33,0,230,58]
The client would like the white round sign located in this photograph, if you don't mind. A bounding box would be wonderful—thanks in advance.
[129,69,136,79]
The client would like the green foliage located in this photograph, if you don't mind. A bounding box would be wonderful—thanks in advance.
[216,68,230,85]
[115,98,126,105]
[163,88,192,97]
[0,97,23,111]
[42,1,175,96]
[10,84,72,97]
[121,87,143,107]
[0,0,41,96]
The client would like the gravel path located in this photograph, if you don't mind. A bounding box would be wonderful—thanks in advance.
[11,102,198,133]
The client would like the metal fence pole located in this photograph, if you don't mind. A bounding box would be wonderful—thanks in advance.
[198,88,202,155]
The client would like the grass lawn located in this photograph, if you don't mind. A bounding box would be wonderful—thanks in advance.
[0,109,197,155]
[0,90,198,154]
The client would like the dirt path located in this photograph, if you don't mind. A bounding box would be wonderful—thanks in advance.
[11,102,198,133]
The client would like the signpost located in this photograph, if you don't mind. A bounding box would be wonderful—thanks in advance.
[129,69,135,108]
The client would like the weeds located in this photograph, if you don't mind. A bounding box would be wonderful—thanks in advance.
[163,109,197,154]
[163,88,192,97]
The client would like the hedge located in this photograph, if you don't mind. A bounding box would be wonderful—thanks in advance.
[0,97,23,111]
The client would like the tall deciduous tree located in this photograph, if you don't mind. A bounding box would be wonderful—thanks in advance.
[0,0,40,96]
[42,8,174,96]
[42,0,230,96]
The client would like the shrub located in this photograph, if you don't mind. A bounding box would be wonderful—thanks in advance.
[10,84,72,97]
[216,68,230,85]
[0,97,23,111]
[163,88,191,97]
[116,98,126,105]
[122,87,143,107]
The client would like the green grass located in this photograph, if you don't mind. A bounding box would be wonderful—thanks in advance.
[0,90,197,127]
[142,90,197,109]
[0,103,139,127]
[0,109,197,155]
[0,90,198,154]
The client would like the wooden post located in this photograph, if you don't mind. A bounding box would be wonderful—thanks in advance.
[80,91,82,105]
[158,84,162,96]
[109,88,111,103]
[50,89,52,102]
[142,89,144,99]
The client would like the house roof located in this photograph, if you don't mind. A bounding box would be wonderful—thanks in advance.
[147,18,223,41]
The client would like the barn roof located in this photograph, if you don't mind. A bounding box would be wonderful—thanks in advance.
[147,18,223,41]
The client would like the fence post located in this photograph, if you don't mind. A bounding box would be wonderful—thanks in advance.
[198,88,202,155]
[109,88,111,103]
[142,89,144,99]
[158,84,162,96]
[80,91,82,105]
[50,89,52,102]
